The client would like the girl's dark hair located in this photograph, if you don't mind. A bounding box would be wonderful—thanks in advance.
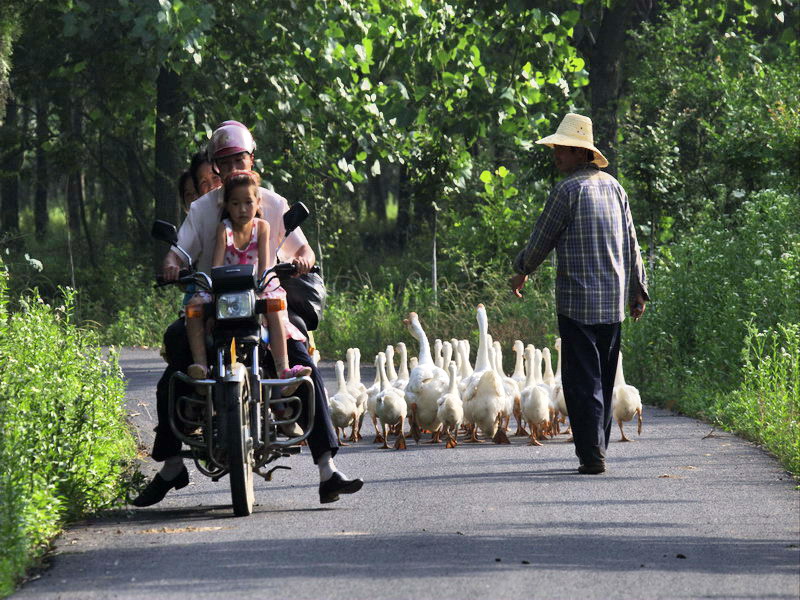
[221,170,262,220]
[189,150,210,190]
[177,170,194,208]
[178,171,197,202]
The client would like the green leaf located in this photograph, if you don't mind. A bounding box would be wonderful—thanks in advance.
[356,151,367,161]
[479,170,493,184]
[497,166,509,178]
[560,10,580,28]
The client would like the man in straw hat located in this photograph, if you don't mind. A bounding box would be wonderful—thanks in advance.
[509,112,648,475]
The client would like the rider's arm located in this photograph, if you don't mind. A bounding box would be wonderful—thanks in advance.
[256,219,270,278]
[162,198,205,280]
[162,250,184,282]
[290,243,315,276]
[212,222,227,268]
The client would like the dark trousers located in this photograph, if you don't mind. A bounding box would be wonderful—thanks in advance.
[152,318,339,464]
[557,314,621,466]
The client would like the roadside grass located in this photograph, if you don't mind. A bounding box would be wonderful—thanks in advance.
[0,268,138,597]
[711,323,799,476]
[623,188,799,477]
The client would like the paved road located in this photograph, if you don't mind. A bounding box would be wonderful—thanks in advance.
[14,347,800,600]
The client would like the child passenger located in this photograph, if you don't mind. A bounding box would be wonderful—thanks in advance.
[185,169,311,391]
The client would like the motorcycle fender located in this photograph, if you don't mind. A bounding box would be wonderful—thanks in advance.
[224,362,247,384]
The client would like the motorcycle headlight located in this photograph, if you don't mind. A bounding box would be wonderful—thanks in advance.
[216,290,255,320]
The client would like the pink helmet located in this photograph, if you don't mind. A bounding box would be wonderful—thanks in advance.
[208,121,256,160]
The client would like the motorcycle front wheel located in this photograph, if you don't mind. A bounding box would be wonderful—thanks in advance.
[226,371,254,516]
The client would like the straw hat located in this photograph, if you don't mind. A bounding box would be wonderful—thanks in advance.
[535,113,608,168]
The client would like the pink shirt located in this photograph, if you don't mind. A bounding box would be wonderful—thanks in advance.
[175,187,309,275]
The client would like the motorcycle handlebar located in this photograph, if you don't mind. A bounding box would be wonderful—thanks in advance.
[154,269,192,287]
[271,263,321,278]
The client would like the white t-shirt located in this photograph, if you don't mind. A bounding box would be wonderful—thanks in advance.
[175,186,309,275]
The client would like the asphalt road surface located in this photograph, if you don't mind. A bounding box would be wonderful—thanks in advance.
[13,347,800,600]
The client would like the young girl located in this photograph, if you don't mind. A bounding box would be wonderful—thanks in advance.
[185,170,311,390]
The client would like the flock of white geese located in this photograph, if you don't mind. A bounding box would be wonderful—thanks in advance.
[326,304,643,450]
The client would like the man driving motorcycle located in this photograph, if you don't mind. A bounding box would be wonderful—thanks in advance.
[133,121,363,507]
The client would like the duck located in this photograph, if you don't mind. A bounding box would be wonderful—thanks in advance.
[403,312,450,444]
[460,305,508,444]
[611,351,643,442]
[520,346,551,446]
[375,352,408,450]
[346,348,368,442]
[393,342,410,393]
[328,360,358,445]
[437,361,464,448]
[365,352,384,444]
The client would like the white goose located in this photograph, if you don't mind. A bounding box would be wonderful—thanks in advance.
[328,360,358,445]
[460,305,508,444]
[520,346,551,446]
[441,341,454,374]
[365,352,384,444]
[403,312,449,443]
[553,338,569,434]
[492,340,518,437]
[532,347,558,438]
[393,342,410,393]
[375,352,408,450]
[346,348,368,442]
[612,351,643,442]
[433,338,443,369]
[437,361,464,449]
[385,344,398,384]
[510,340,529,436]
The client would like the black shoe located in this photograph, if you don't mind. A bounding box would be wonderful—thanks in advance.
[319,472,363,504]
[578,462,606,474]
[131,466,189,507]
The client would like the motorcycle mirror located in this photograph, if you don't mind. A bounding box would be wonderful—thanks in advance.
[151,220,179,245]
[283,202,310,234]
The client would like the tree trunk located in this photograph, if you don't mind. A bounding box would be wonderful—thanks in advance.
[64,102,81,236]
[395,165,412,248]
[579,0,651,178]
[0,96,22,237]
[153,66,183,268]
[367,172,386,222]
[34,98,49,236]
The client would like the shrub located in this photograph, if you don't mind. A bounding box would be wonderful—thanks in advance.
[317,269,557,372]
[712,323,799,475]
[0,267,137,596]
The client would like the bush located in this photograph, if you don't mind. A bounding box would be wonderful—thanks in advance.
[712,323,799,475]
[0,266,137,596]
[623,188,799,474]
[317,269,557,373]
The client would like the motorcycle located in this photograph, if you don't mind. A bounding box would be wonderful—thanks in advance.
[151,202,317,516]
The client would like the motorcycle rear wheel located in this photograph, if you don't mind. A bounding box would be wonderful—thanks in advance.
[226,373,255,516]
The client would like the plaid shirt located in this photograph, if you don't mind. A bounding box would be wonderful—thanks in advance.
[513,164,649,325]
